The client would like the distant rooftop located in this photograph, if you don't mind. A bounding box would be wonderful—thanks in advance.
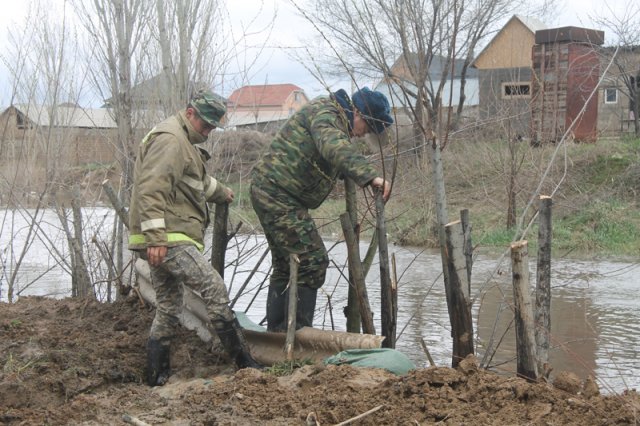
[227,84,305,107]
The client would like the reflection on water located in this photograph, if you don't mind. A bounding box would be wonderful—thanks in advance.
[1,208,638,393]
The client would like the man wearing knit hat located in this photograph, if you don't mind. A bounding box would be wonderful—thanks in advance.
[129,90,262,387]
[250,86,394,333]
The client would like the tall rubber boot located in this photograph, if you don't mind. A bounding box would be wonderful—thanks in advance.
[146,338,170,386]
[266,285,288,332]
[295,286,318,329]
[213,316,265,370]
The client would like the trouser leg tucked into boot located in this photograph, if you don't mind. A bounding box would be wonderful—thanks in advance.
[213,316,264,370]
[146,338,171,386]
[266,284,288,332]
[295,286,318,329]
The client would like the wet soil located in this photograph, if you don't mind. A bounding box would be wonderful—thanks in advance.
[1,296,638,425]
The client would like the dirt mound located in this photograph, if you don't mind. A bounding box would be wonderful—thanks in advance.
[1,297,638,425]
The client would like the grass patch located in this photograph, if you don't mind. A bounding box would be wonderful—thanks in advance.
[267,358,315,376]
[555,200,640,255]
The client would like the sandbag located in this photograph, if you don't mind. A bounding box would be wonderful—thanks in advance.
[324,348,416,375]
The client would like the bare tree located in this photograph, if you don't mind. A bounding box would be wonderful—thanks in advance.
[72,0,153,194]
[0,1,106,301]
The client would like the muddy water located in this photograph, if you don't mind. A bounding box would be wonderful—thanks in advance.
[229,238,640,394]
[1,209,638,393]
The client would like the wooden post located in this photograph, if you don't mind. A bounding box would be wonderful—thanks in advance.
[210,203,229,278]
[443,220,474,367]
[285,254,300,361]
[344,178,361,333]
[460,209,473,295]
[510,240,539,381]
[535,196,553,377]
[375,191,395,348]
[340,213,376,335]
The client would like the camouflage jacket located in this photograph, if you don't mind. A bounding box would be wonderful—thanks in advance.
[251,95,377,209]
[128,110,229,251]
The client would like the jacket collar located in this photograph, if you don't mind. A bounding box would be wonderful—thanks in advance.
[178,110,207,145]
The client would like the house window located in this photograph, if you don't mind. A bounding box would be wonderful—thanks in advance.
[294,92,300,102]
[604,88,617,104]
[502,82,531,99]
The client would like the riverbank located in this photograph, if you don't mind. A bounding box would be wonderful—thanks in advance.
[224,135,640,257]
[1,296,638,425]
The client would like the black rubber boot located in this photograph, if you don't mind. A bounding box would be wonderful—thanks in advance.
[266,285,288,332]
[213,316,265,370]
[295,286,318,329]
[146,338,170,386]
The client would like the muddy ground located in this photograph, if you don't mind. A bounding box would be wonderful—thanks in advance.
[1,296,638,425]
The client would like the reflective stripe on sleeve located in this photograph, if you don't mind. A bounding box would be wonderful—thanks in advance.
[205,176,218,199]
[141,218,165,232]
[128,232,204,252]
[181,175,204,191]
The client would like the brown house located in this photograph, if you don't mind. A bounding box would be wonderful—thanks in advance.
[0,104,118,167]
[531,27,605,143]
[225,84,308,132]
[472,15,547,138]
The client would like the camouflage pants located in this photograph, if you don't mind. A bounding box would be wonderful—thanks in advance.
[250,183,329,330]
[146,245,234,342]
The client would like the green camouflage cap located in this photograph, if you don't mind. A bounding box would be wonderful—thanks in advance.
[190,90,226,127]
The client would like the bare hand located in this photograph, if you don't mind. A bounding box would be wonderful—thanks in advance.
[370,177,391,202]
[147,246,168,266]
[224,187,235,203]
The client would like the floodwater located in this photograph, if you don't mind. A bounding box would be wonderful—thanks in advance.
[1,208,638,393]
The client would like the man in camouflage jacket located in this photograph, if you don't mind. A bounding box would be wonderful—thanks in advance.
[129,90,261,386]
[250,87,394,332]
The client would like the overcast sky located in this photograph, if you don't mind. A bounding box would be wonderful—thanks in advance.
[0,0,633,106]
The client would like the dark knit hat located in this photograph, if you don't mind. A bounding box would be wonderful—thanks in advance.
[351,87,393,134]
[190,90,226,127]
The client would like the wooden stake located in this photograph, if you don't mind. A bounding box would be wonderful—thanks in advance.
[285,254,300,361]
[535,196,552,377]
[210,203,229,278]
[375,190,395,348]
[344,178,361,333]
[510,240,539,381]
[444,220,474,367]
[340,212,375,335]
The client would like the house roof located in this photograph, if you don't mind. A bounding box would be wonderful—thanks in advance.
[225,110,291,127]
[8,103,166,129]
[391,53,478,79]
[227,84,304,107]
[12,104,118,128]
[472,15,547,68]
